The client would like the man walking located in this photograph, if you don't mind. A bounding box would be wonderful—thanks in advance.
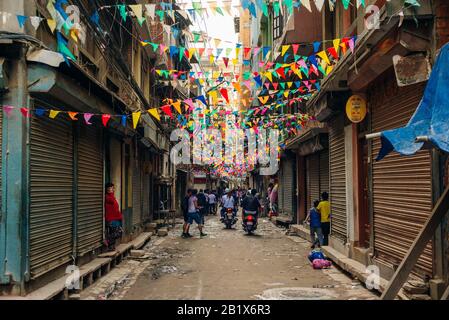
[208,190,217,215]
[180,189,192,237]
[182,189,207,238]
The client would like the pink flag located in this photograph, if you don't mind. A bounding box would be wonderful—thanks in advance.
[3,105,14,117]
[84,113,93,125]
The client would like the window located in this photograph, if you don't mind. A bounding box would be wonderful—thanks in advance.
[273,13,283,40]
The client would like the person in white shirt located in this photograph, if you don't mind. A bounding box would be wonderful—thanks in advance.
[220,188,236,220]
[208,191,217,214]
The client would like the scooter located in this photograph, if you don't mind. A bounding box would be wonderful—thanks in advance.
[242,210,258,234]
[223,207,237,229]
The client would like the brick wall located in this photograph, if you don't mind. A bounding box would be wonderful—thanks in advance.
[435,0,449,48]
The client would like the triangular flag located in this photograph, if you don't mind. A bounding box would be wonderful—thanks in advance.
[84,113,93,125]
[145,4,156,19]
[281,45,290,56]
[102,114,111,127]
[196,95,208,106]
[265,72,273,83]
[333,38,341,53]
[172,100,182,114]
[327,47,339,59]
[30,16,43,30]
[49,110,60,119]
[314,0,325,11]
[118,4,127,22]
[232,82,241,93]
[161,105,173,118]
[121,115,127,127]
[223,57,229,68]
[301,0,312,12]
[34,108,45,117]
[219,88,229,104]
[258,96,269,104]
[292,44,299,55]
[148,108,160,121]
[3,106,14,117]
[132,111,141,129]
[129,4,143,24]
[17,15,27,28]
[47,19,56,33]
[20,107,30,118]
[317,50,330,64]
[68,111,78,120]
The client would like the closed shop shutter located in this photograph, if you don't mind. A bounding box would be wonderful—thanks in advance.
[0,107,2,208]
[329,114,347,242]
[77,125,104,255]
[319,149,330,196]
[142,173,150,221]
[371,80,432,278]
[30,109,73,278]
[282,157,294,215]
[132,151,142,226]
[306,154,320,211]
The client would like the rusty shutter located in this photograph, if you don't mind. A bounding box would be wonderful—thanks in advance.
[77,125,104,255]
[132,147,142,226]
[319,149,330,197]
[329,114,347,242]
[371,80,432,278]
[306,154,320,211]
[30,106,73,278]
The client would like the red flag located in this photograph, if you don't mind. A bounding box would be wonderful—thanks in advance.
[244,47,251,58]
[219,88,229,104]
[223,57,229,68]
[327,47,339,60]
[276,67,286,79]
[102,114,111,127]
[20,107,30,118]
[292,44,299,55]
[160,105,173,118]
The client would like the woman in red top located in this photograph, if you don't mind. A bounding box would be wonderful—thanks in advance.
[104,183,123,251]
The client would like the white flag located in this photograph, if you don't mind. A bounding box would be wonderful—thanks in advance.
[145,4,156,19]
[301,0,312,12]
[29,16,43,30]
[314,0,325,12]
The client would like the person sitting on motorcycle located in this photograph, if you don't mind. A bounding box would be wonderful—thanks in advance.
[220,188,237,221]
[241,189,261,219]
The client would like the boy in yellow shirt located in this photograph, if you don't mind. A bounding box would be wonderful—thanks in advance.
[317,192,330,246]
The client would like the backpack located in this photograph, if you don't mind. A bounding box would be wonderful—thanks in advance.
[308,250,326,262]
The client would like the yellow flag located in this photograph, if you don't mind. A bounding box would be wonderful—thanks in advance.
[47,19,56,33]
[281,45,290,56]
[333,38,341,54]
[132,111,141,129]
[172,100,182,114]
[188,48,196,58]
[265,72,273,83]
[283,90,290,98]
[49,110,60,119]
[129,5,143,21]
[209,55,215,64]
[287,82,293,88]
[317,50,330,64]
[148,108,160,121]
[236,48,241,57]
[141,41,150,47]
[326,65,334,75]
[208,90,218,105]
[232,58,238,65]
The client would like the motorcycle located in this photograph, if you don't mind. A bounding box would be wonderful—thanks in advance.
[223,207,237,229]
[242,210,258,234]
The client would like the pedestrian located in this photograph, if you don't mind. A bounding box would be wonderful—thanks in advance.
[181,189,192,238]
[104,183,123,251]
[197,189,207,217]
[203,189,210,216]
[304,200,324,249]
[317,192,331,246]
[208,190,217,215]
[183,189,207,238]
[269,181,279,217]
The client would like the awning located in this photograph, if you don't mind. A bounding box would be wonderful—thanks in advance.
[375,42,449,160]
[286,127,328,156]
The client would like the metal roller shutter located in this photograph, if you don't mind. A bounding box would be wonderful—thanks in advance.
[371,80,432,278]
[319,149,329,196]
[30,109,73,278]
[77,125,104,255]
[329,114,347,242]
[282,157,294,215]
[0,107,2,208]
[142,173,150,221]
[132,150,142,226]
[306,154,320,211]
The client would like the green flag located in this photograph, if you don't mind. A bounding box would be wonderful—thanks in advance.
[118,4,127,22]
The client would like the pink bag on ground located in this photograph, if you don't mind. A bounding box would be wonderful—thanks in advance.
[312,259,332,269]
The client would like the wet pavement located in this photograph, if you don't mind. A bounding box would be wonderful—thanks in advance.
[81,215,378,300]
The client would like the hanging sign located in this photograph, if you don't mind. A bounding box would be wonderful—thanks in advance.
[346,94,367,123]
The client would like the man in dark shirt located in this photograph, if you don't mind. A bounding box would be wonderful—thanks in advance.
[196,189,207,223]
[241,189,261,215]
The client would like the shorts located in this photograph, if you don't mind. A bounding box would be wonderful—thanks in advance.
[187,211,202,225]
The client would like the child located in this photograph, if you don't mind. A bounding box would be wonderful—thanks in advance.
[305,200,324,249]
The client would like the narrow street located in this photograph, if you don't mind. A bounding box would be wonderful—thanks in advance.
[81,215,377,300]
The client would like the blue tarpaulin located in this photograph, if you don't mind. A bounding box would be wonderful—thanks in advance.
[376,42,449,161]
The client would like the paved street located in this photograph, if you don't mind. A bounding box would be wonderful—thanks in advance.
[81,215,377,300]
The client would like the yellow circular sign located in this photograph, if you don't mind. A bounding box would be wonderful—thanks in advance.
[346,95,367,123]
